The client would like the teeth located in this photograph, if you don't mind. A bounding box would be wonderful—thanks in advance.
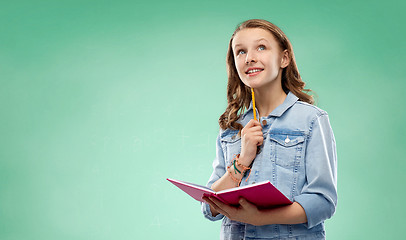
[247,69,262,74]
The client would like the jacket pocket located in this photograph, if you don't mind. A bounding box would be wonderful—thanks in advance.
[269,130,305,167]
[220,130,241,166]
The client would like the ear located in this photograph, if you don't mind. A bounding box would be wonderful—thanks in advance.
[280,50,290,68]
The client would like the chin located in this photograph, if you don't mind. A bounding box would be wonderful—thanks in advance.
[242,80,262,89]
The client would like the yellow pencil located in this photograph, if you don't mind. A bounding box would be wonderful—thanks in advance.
[251,88,257,121]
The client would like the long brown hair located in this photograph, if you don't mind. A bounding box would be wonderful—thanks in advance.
[219,19,314,131]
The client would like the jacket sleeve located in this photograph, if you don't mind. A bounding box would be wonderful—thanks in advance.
[201,132,226,221]
[294,113,338,229]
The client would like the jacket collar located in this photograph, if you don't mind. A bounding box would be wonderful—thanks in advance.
[243,91,299,119]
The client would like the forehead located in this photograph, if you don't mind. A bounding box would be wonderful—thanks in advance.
[232,28,278,48]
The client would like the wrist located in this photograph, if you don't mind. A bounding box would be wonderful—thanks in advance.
[236,154,252,168]
[254,209,269,226]
[227,167,243,186]
[227,154,251,187]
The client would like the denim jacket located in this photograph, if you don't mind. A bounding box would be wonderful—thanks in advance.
[201,92,337,240]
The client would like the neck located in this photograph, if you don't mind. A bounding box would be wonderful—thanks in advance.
[253,82,287,118]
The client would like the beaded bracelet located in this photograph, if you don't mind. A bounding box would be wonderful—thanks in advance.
[232,159,242,174]
[235,154,250,171]
[227,166,242,186]
[227,154,252,186]
[234,154,252,182]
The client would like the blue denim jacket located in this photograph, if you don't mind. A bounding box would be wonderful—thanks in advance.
[201,92,337,240]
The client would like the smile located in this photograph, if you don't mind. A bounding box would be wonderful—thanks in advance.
[245,68,264,76]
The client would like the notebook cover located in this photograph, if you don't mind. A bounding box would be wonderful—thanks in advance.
[216,181,292,208]
[167,178,292,208]
[167,178,215,202]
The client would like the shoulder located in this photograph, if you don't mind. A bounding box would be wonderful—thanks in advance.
[292,101,334,138]
[274,100,331,135]
[293,101,328,117]
[284,100,329,125]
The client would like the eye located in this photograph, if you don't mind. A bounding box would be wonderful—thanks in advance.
[237,49,246,55]
[258,45,266,51]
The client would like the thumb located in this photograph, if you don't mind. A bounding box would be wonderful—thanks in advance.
[239,198,252,208]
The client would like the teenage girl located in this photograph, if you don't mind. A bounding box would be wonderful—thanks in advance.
[201,19,337,240]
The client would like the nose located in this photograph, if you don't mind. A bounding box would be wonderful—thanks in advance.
[245,51,257,64]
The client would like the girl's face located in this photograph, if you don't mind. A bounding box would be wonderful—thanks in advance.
[232,28,288,90]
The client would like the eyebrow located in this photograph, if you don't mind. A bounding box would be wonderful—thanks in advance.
[233,38,270,48]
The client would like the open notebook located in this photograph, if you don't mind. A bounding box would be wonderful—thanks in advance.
[167,178,292,208]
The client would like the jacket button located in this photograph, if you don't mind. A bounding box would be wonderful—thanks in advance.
[262,120,267,126]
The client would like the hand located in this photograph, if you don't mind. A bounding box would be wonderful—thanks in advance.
[239,119,263,166]
[203,196,264,226]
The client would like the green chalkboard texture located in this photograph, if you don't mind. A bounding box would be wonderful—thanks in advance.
[1,0,405,239]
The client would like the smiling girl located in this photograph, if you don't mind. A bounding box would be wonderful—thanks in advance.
[201,19,337,239]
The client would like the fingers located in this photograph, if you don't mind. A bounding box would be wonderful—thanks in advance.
[249,126,263,133]
[203,196,230,217]
[240,119,264,163]
[256,136,264,146]
[238,198,254,210]
[249,119,262,126]
[241,125,262,137]
[244,119,262,129]
[203,197,260,225]
[242,128,263,144]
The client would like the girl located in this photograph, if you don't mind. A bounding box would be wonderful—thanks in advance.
[201,19,337,240]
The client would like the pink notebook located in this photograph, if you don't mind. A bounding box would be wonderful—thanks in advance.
[167,178,292,208]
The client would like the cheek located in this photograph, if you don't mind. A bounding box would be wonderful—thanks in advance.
[270,56,282,69]
[235,59,245,77]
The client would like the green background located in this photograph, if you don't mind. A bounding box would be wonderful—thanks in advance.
[1,0,405,239]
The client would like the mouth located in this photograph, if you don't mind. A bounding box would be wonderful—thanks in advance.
[245,68,264,76]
